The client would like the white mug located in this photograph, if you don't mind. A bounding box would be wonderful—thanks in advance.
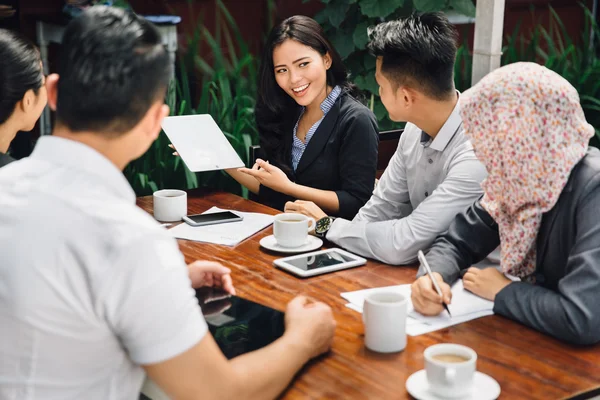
[362,292,407,353]
[153,189,187,222]
[273,213,315,248]
[424,343,477,398]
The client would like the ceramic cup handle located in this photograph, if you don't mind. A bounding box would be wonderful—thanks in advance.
[306,217,316,232]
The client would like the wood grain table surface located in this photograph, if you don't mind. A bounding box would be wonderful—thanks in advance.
[137,190,600,400]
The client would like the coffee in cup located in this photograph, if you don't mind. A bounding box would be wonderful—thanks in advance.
[273,213,315,248]
[424,343,477,398]
[153,189,187,222]
[362,292,407,353]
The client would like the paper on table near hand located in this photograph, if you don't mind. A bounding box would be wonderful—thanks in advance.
[161,114,244,172]
[341,280,494,336]
[168,207,273,246]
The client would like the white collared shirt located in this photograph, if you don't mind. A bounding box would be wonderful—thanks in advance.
[0,137,207,400]
[327,99,487,265]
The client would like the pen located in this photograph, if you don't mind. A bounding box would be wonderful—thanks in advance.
[417,250,452,317]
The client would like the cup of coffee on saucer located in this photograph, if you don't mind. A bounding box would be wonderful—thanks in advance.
[259,213,322,254]
[363,291,407,353]
[405,343,501,399]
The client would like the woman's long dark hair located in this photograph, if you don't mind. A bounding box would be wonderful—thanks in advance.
[255,15,356,168]
[0,29,43,125]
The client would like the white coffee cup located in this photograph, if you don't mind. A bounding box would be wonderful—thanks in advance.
[153,189,187,222]
[424,343,477,398]
[362,292,407,353]
[273,213,315,248]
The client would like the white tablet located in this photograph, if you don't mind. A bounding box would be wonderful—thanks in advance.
[274,248,367,278]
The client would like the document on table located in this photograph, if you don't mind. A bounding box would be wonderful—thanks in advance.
[168,207,274,246]
[341,280,494,336]
[161,114,245,172]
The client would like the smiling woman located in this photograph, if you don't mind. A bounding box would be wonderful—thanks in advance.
[226,15,379,220]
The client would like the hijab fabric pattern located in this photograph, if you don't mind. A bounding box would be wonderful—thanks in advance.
[460,62,594,278]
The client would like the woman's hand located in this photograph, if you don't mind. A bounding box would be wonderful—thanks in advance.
[238,159,293,194]
[284,200,327,220]
[463,267,512,301]
[187,260,236,295]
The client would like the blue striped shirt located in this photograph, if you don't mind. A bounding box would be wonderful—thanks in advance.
[291,85,342,171]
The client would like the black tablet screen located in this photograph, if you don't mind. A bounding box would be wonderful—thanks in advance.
[196,287,285,359]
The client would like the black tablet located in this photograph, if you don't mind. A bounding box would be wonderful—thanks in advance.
[195,287,285,359]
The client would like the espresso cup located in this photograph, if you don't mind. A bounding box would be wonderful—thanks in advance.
[362,292,407,353]
[153,189,187,222]
[273,213,315,248]
[424,343,477,398]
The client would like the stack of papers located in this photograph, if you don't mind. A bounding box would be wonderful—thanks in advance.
[341,280,494,336]
[168,207,274,246]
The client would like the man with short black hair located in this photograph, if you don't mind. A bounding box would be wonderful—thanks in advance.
[0,7,335,399]
[285,13,487,265]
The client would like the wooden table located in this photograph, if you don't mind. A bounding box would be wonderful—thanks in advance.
[137,191,600,400]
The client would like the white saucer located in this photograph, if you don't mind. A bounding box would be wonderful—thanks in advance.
[259,235,323,254]
[406,370,500,400]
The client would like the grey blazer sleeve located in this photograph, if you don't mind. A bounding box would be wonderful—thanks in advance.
[494,185,600,345]
[417,200,500,283]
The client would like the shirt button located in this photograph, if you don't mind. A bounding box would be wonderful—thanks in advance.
[428,159,433,164]
[425,191,429,197]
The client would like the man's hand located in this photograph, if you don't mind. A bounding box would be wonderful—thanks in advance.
[284,296,336,359]
[284,200,327,221]
[238,159,293,194]
[187,260,235,295]
[411,272,452,316]
[463,267,512,301]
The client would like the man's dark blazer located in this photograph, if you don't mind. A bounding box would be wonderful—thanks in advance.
[257,91,379,220]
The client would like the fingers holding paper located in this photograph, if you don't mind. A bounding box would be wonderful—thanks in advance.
[463,267,511,301]
[187,260,236,295]
[411,272,452,316]
[238,159,293,193]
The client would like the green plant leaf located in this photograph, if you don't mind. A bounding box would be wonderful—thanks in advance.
[359,0,402,18]
[327,1,350,28]
[330,31,356,59]
[412,0,445,12]
[353,21,370,49]
[450,0,475,17]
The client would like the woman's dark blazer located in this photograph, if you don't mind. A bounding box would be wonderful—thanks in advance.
[257,91,379,220]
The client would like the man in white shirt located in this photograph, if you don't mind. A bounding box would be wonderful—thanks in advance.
[285,13,487,265]
[0,7,335,400]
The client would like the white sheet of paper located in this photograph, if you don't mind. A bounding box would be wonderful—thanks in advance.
[161,114,244,172]
[168,207,273,246]
[341,280,494,336]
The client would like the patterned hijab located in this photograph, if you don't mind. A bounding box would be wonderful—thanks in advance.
[460,62,594,278]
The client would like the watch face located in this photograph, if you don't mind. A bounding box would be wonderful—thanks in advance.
[315,217,332,234]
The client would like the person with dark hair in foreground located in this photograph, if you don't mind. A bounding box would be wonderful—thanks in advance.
[227,15,379,219]
[411,62,600,345]
[0,7,335,399]
[0,28,46,167]
[285,13,486,265]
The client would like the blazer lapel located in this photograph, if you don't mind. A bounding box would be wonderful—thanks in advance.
[294,96,342,175]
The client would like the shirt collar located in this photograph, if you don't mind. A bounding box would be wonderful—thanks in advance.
[31,136,136,203]
[319,85,342,114]
[420,91,463,152]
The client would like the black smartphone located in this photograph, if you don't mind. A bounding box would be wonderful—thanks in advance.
[182,211,243,227]
[196,287,285,359]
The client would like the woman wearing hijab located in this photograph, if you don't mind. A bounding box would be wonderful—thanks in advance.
[410,62,600,345]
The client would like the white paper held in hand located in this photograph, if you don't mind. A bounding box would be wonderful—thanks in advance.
[161,114,245,172]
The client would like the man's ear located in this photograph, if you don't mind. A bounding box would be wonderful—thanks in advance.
[45,74,60,111]
[145,101,170,141]
[399,86,417,108]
